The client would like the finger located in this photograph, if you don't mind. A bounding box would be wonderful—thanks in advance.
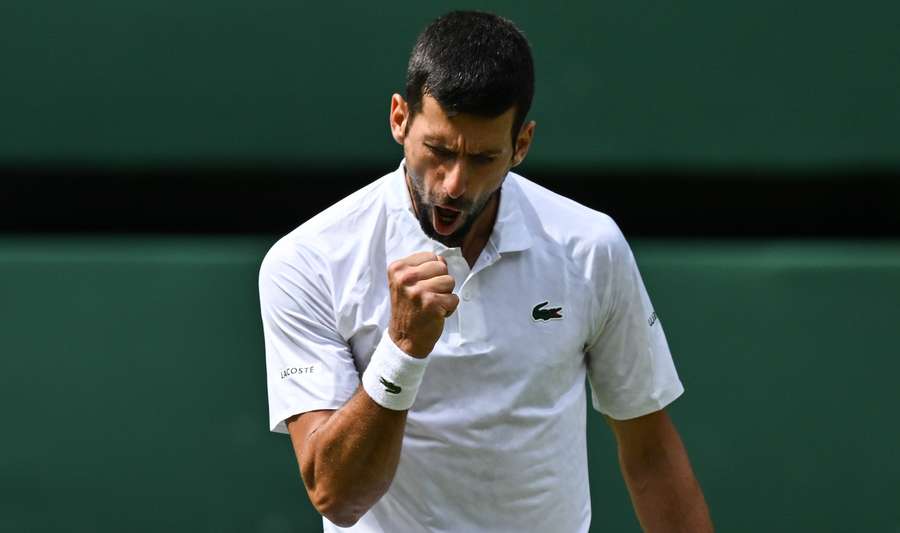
[419,274,455,294]
[400,251,441,267]
[412,259,450,280]
[434,293,460,317]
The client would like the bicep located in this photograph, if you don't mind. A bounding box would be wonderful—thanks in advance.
[605,409,687,478]
[605,409,676,450]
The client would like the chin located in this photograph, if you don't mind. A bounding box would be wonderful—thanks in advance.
[422,222,467,248]
[416,210,469,248]
[433,232,466,248]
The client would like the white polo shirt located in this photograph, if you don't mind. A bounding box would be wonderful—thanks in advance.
[259,162,683,532]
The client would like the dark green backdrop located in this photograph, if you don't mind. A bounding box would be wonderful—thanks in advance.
[3,1,899,531]
[2,0,899,169]
[1,237,898,532]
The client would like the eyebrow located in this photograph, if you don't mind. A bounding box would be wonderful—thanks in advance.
[423,137,504,157]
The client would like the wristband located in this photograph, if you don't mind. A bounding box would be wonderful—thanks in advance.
[362,333,430,411]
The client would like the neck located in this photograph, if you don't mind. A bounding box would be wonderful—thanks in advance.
[459,190,499,268]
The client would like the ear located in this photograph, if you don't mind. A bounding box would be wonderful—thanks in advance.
[389,94,410,145]
[511,120,536,167]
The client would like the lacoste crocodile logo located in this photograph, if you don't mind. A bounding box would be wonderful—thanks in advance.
[532,301,563,321]
[379,377,402,394]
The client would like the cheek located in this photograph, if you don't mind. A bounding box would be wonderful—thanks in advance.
[472,168,506,196]
[406,150,443,184]
[405,158,439,198]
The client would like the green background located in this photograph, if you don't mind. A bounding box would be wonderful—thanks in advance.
[1,237,898,532]
[2,0,899,169]
[3,0,898,530]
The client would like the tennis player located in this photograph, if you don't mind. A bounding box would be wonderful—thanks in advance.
[260,10,712,532]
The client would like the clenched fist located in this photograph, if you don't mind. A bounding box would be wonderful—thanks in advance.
[387,252,459,358]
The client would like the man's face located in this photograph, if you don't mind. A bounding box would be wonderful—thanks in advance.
[390,94,532,248]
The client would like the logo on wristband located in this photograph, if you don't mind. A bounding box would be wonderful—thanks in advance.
[379,377,402,394]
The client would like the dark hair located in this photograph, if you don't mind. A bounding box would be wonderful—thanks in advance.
[405,11,535,146]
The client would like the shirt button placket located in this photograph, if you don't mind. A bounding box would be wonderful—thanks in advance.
[442,252,469,346]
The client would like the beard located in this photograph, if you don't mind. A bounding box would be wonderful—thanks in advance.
[406,169,497,248]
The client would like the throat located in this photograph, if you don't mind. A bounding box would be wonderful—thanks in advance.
[459,191,500,267]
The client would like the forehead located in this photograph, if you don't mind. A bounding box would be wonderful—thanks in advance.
[412,95,514,152]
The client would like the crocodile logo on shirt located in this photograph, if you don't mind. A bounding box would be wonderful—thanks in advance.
[532,301,563,321]
[379,377,402,394]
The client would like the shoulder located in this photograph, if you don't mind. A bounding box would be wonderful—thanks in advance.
[510,173,628,261]
[259,171,395,300]
[262,173,392,268]
[293,175,391,254]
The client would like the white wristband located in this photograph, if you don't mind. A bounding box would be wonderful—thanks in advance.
[362,333,430,411]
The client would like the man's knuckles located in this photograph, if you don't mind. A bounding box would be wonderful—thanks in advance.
[402,284,444,303]
[394,268,420,287]
[392,262,451,287]
[421,274,455,293]
[413,260,449,280]
[423,292,458,316]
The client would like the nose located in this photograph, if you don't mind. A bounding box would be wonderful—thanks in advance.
[442,160,467,199]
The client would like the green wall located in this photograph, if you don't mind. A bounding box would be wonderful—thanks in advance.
[2,1,899,169]
[1,236,898,531]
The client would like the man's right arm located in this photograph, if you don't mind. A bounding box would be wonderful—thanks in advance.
[286,389,407,527]
[283,252,458,527]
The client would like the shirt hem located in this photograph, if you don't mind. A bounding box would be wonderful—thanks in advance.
[594,382,685,421]
[269,399,351,434]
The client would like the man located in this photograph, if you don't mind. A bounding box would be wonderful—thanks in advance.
[259,11,712,532]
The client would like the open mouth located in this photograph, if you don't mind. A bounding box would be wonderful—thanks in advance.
[433,205,462,235]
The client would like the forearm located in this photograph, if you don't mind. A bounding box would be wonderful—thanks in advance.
[619,431,713,533]
[300,386,407,526]
[294,252,455,526]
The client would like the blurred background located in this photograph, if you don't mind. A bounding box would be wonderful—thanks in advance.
[1,1,898,532]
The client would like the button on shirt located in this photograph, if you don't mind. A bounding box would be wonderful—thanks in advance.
[259,162,684,532]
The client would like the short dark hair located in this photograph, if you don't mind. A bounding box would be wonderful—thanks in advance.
[405,11,535,146]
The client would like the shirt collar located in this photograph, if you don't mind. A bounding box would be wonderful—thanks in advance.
[384,160,533,254]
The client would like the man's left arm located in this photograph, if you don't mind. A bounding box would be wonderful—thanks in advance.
[606,409,713,533]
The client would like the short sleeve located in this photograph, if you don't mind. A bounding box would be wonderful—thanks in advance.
[585,224,683,420]
[259,239,360,434]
